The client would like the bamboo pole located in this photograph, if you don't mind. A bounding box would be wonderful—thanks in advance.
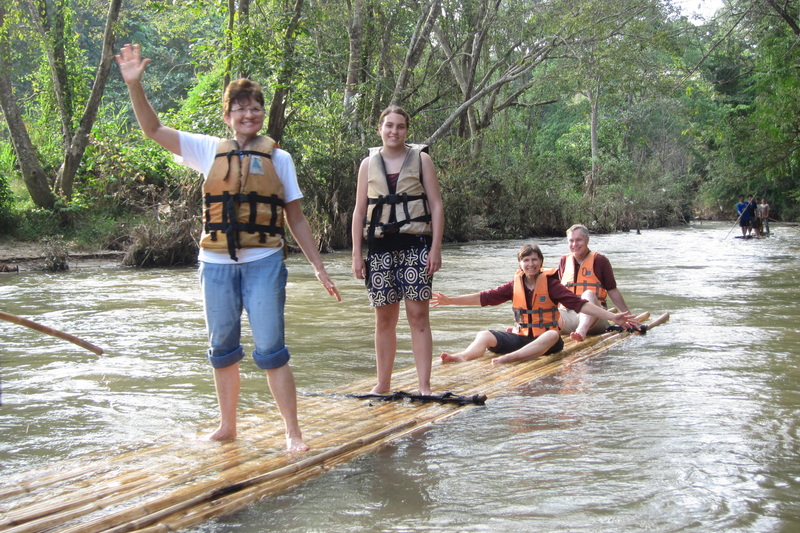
[0,311,104,355]
[0,311,669,533]
[84,419,423,533]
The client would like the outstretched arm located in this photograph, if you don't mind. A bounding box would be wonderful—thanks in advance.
[115,44,181,155]
[284,199,341,301]
[581,301,638,329]
[431,292,481,307]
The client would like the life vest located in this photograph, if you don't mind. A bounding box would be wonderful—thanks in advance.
[561,251,608,306]
[363,143,432,243]
[200,136,284,261]
[512,268,561,337]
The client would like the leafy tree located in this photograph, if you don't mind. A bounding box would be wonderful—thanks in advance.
[0,0,122,208]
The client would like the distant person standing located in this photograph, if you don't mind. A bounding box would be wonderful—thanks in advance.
[758,198,771,234]
[736,195,752,237]
[745,195,758,237]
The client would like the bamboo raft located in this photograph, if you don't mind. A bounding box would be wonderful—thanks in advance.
[0,312,669,533]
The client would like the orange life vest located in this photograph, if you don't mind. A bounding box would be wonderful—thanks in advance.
[200,136,284,261]
[512,268,560,337]
[363,143,432,243]
[561,251,608,306]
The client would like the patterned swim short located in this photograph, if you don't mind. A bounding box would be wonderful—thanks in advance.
[365,245,432,306]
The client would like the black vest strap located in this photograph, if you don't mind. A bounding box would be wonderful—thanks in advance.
[365,193,431,245]
[204,192,285,261]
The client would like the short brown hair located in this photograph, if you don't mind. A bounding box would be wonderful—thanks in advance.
[517,244,543,262]
[378,105,410,128]
[223,79,265,115]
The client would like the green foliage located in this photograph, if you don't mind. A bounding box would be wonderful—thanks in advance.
[285,96,364,251]
[7,0,800,268]
[78,105,180,214]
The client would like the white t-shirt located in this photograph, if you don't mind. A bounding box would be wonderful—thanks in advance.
[177,131,303,264]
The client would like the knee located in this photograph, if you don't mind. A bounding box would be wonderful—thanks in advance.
[404,301,430,329]
[476,330,495,346]
[581,291,599,305]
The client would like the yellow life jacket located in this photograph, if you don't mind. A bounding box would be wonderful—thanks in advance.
[363,143,432,243]
[512,268,561,337]
[561,251,608,306]
[200,136,284,261]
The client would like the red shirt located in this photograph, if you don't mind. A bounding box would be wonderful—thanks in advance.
[479,272,587,311]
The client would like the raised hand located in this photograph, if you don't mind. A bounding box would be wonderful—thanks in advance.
[115,43,151,85]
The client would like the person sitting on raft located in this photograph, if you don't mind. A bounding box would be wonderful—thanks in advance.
[557,224,639,342]
[431,244,637,365]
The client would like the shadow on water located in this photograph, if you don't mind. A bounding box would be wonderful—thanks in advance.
[2,222,800,532]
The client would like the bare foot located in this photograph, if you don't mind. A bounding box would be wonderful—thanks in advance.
[286,435,309,453]
[440,352,465,363]
[491,356,507,366]
[208,425,236,441]
[570,332,585,342]
[369,386,391,395]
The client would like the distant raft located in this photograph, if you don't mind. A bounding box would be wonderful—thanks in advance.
[0,312,669,533]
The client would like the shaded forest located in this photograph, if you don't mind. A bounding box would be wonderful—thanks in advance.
[1,0,799,262]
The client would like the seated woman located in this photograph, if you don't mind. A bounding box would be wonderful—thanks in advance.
[432,244,637,365]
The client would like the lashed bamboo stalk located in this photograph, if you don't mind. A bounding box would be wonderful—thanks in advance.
[0,312,668,533]
[1,438,294,531]
[129,405,473,533]
[78,419,424,533]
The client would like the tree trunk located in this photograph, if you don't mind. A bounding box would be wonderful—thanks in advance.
[0,2,55,209]
[588,88,599,197]
[344,0,364,117]
[266,0,304,143]
[56,0,123,201]
[389,0,440,105]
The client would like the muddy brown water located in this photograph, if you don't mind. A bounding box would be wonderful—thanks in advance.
[1,222,798,532]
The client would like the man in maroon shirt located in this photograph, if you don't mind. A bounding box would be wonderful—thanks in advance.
[431,244,637,365]
[558,224,638,342]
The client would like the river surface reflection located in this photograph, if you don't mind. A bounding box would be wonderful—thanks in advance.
[1,222,799,532]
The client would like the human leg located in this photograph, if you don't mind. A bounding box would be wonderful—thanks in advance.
[558,308,579,335]
[209,363,241,440]
[241,254,305,451]
[441,330,499,363]
[405,299,432,394]
[266,364,308,452]
[199,261,246,440]
[372,302,400,394]
[492,330,562,365]
[571,291,600,342]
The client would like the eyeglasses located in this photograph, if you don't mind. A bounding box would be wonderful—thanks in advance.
[230,106,265,116]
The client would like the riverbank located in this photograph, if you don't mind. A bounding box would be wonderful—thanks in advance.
[0,240,124,271]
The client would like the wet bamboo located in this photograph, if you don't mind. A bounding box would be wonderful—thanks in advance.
[1,310,667,533]
[3,442,290,532]
[138,407,472,532]
[92,419,423,533]
[93,413,449,532]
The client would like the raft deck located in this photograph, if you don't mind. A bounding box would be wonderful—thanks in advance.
[0,312,669,533]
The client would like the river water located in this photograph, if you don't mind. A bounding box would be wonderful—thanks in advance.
[1,222,799,532]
